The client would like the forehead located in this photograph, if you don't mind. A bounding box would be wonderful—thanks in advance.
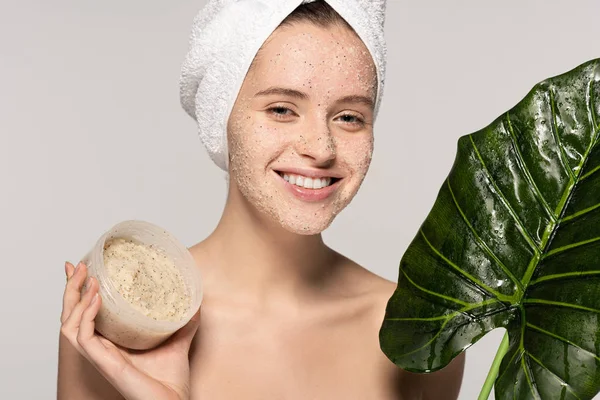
[247,22,377,94]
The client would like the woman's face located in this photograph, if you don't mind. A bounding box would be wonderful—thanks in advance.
[227,21,377,235]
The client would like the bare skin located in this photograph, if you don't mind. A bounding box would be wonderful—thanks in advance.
[58,21,465,400]
[186,245,465,399]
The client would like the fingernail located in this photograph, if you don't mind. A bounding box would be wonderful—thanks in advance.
[75,262,82,272]
[86,277,97,293]
[90,293,98,305]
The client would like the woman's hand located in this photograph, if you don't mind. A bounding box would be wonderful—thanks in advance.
[60,261,201,400]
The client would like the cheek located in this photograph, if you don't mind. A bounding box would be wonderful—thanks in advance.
[228,116,285,174]
[229,124,286,187]
[337,135,374,175]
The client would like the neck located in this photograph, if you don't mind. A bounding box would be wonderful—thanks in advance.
[196,183,339,309]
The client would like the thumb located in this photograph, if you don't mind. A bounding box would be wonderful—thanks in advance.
[167,307,201,350]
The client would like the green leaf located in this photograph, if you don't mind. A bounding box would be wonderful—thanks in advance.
[379,59,600,400]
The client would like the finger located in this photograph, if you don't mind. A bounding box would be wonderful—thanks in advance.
[165,306,202,351]
[62,275,98,340]
[78,292,101,341]
[61,262,88,323]
[65,261,76,281]
[77,291,112,361]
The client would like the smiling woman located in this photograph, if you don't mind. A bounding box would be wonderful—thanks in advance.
[57,1,464,399]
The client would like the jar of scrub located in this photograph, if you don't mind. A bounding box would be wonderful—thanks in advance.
[81,220,203,350]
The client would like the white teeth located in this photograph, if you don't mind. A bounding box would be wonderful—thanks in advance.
[279,172,335,189]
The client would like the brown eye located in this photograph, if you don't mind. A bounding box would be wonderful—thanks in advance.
[338,113,365,127]
[267,106,294,120]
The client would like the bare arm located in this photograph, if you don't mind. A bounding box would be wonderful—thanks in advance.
[421,352,465,400]
[397,352,466,400]
[57,332,125,400]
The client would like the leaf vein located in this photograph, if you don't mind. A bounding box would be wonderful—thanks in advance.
[386,316,451,322]
[521,355,539,398]
[525,351,582,400]
[469,135,540,263]
[496,348,523,387]
[445,179,517,301]
[401,268,470,307]
[526,322,600,363]
[529,270,600,286]
[524,299,600,314]
[386,299,501,322]
[550,89,577,181]
[561,201,600,223]
[543,236,600,259]
[579,164,600,182]
[396,306,510,359]
[590,79,599,139]
[504,114,556,222]
[419,229,505,300]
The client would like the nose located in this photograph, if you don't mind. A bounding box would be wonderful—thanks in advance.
[293,117,336,165]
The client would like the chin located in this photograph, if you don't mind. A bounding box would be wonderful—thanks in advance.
[279,218,334,236]
[275,191,359,236]
[269,205,341,235]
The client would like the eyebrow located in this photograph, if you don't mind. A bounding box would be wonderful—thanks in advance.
[254,86,374,109]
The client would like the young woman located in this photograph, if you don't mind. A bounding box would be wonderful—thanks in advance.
[58,2,465,399]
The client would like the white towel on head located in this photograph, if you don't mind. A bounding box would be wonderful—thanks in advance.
[180,0,387,171]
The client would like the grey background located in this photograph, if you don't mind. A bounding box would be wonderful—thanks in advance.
[1,0,598,398]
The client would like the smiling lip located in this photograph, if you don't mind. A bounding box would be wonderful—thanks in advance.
[274,167,344,179]
[273,170,341,202]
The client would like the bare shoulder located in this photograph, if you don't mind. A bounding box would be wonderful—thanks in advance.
[340,256,466,400]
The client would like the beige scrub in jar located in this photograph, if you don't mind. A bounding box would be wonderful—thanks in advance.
[83,220,203,350]
[103,238,190,322]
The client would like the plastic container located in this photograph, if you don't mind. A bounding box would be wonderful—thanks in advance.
[81,220,203,350]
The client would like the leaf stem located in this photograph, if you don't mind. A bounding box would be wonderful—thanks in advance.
[478,331,510,400]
